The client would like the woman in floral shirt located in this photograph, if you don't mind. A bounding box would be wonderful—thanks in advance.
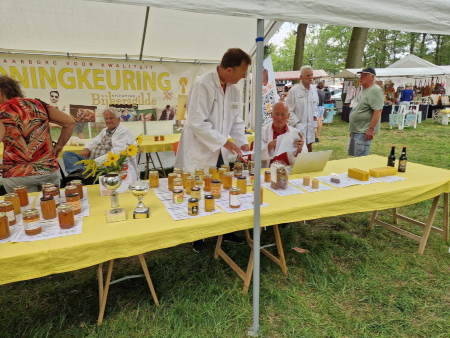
[0,76,75,192]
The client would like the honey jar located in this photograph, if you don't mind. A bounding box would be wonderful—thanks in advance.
[160,135,165,141]
[40,196,57,220]
[23,208,42,235]
[173,178,184,193]
[0,213,10,240]
[223,172,233,190]
[218,168,226,182]
[13,185,29,207]
[209,166,218,180]
[43,183,61,198]
[43,186,60,206]
[248,161,255,173]
[173,189,184,204]
[203,174,212,192]
[185,176,195,195]
[173,168,182,177]
[211,179,221,199]
[195,168,204,186]
[168,173,177,191]
[249,172,255,184]
[233,162,243,178]
[303,175,311,186]
[188,198,199,216]
[149,171,159,188]
[181,171,190,188]
[65,188,81,215]
[57,203,75,229]
[204,195,215,212]
[264,171,271,183]
[237,177,247,194]
[70,180,83,199]
[154,135,160,141]
[191,186,201,200]
[221,164,230,172]
[4,193,21,215]
[252,186,264,205]
[229,187,241,208]
[0,201,16,225]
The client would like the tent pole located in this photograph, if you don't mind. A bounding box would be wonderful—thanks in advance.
[139,7,150,61]
[248,18,264,338]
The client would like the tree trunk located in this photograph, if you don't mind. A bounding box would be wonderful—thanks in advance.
[419,33,427,58]
[345,27,369,68]
[409,32,418,54]
[434,35,441,65]
[292,24,308,83]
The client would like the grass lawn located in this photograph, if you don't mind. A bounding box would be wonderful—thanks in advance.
[1,117,450,338]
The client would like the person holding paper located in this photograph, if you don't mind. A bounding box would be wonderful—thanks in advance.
[257,101,307,168]
[286,65,319,152]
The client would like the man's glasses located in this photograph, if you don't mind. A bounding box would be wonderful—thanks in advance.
[273,113,288,117]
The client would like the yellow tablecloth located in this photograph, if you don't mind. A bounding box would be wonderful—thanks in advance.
[0,155,449,285]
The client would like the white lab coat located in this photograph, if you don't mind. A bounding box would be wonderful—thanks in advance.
[258,122,308,168]
[85,123,139,181]
[286,83,319,145]
[174,68,248,173]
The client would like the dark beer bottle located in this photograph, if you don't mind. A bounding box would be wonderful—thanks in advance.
[398,147,407,172]
[387,146,396,167]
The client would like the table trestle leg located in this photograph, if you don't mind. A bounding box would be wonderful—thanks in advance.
[444,193,449,242]
[98,259,114,325]
[137,254,160,307]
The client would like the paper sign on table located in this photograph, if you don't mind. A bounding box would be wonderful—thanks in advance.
[11,218,83,242]
[0,225,22,244]
[290,179,334,192]
[216,198,269,214]
[261,182,305,196]
[339,173,381,185]
[166,206,222,221]
[375,176,407,183]
[316,175,360,188]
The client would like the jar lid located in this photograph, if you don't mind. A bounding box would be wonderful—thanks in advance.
[191,187,200,191]
[186,176,195,180]
[23,208,39,216]
[173,177,183,181]
[218,168,227,171]
[204,174,213,178]
[173,189,183,193]
[40,196,54,202]
[149,171,158,175]
[211,179,221,183]
[249,172,255,176]
[224,172,233,176]
[71,180,82,184]
[238,176,247,180]
[42,183,55,188]
[173,168,182,171]
[195,168,204,172]
[57,203,73,211]
[168,173,177,176]
[204,195,214,199]
[188,198,199,203]
[230,187,240,192]
[182,171,190,174]
[65,185,77,191]
[0,212,6,218]
[13,185,27,190]
[265,171,271,174]
[44,186,57,192]
[4,193,17,198]
[66,191,79,197]
[0,201,12,207]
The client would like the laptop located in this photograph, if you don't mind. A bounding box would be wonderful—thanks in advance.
[290,150,333,174]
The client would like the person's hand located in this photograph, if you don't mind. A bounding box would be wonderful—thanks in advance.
[53,144,64,157]
[0,163,13,175]
[294,133,304,150]
[268,139,277,152]
[365,128,375,140]
[223,140,242,156]
[313,116,318,121]
[80,148,91,158]
[241,144,250,152]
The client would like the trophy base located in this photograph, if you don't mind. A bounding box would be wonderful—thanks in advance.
[105,209,127,223]
[133,207,150,219]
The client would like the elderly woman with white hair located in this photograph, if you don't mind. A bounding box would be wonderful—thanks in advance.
[63,106,138,181]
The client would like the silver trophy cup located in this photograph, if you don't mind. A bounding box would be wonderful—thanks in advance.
[101,173,123,214]
[130,180,150,218]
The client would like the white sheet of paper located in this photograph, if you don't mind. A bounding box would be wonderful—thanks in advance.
[19,196,36,210]
[0,225,22,244]
[240,150,254,156]
[290,179,334,192]
[339,173,381,185]
[11,218,83,242]
[261,182,305,196]
[166,205,222,221]
[315,175,360,188]
[274,131,300,156]
[216,198,269,214]
[374,176,406,183]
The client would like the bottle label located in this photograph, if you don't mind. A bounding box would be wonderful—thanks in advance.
[173,193,183,204]
[190,206,198,215]
[24,219,41,231]
[195,174,202,184]
[229,194,241,207]
[211,186,221,195]
[174,185,183,191]
[6,210,15,222]
[398,160,407,172]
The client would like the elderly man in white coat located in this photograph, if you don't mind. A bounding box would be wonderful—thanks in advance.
[174,48,251,174]
[259,102,307,167]
[286,65,319,152]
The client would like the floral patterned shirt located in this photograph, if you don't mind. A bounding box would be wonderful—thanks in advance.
[0,98,59,178]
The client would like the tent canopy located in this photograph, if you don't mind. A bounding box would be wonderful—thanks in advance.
[334,67,450,79]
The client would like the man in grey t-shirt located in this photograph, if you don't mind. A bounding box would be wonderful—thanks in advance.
[348,67,384,157]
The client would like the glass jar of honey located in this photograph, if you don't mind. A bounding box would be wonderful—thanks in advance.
[181,171,190,188]
[23,208,42,235]
[237,177,247,194]
[172,189,184,204]
[0,201,16,225]
[249,172,255,184]
[248,161,255,173]
[57,203,75,229]
[191,186,201,200]
[160,135,165,141]
[252,186,264,205]
[173,168,182,177]
[195,168,204,186]
[209,166,218,180]
[4,193,21,215]
[173,178,184,192]
[168,173,177,191]
[40,196,57,220]
[229,187,241,208]
[185,176,195,195]
[154,135,160,141]
[0,212,10,240]
[65,189,81,215]
[43,186,60,206]
[203,174,212,192]
[223,172,233,190]
[204,195,215,212]
[264,171,271,183]
[233,162,243,178]
[149,171,159,188]
[70,180,83,199]
[211,179,221,199]
[221,164,230,172]
[13,185,29,207]
[188,198,199,216]
[218,168,226,182]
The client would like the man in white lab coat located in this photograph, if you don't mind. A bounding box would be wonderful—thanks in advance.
[174,48,251,252]
[175,48,251,174]
[286,65,319,152]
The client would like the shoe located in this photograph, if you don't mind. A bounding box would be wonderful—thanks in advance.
[280,223,291,229]
[315,138,320,142]
[192,240,205,253]
[222,232,244,244]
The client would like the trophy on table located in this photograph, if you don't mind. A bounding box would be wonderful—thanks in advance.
[101,173,127,222]
[130,180,150,219]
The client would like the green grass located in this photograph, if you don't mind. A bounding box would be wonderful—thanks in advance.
[2,117,450,337]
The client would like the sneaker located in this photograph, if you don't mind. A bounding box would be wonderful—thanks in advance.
[315,138,320,142]
[192,240,205,253]
[222,232,244,244]
[280,223,291,229]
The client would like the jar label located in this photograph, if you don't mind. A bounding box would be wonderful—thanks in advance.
[54,195,61,206]
[24,219,41,231]
[211,187,221,196]
[6,210,15,222]
[174,185,183,192]
[230,194,241,207]
[398,160,407,172]
[195,174,203,184]
[189,206,199,215]
[173,194,184,204]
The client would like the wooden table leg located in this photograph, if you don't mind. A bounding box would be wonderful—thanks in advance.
[392,207,398,225]
[418,195,440,254]
[98,259,114,325]
[137,254,160,307]
[369,210,378,230]
[97,263,104,309]
[273,225,288,277]
[444,193,449,242]
[154,152,167,177]
[242,247,254,295]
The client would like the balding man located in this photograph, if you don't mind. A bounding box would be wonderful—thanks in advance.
[286,65,319,152]
[257,101,306,167]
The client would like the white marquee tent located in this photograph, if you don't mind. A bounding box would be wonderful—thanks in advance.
[2,0,450,335]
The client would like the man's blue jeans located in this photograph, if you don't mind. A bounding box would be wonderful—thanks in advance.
[63,151,87,174]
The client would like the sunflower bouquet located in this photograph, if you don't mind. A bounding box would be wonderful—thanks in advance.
[75,134,143,182]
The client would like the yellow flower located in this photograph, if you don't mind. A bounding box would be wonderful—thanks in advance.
[127,144,138,157]
[136,134,144,146]
[120,149,127,156]
[103,160,112,167]
[106,151,120,164]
